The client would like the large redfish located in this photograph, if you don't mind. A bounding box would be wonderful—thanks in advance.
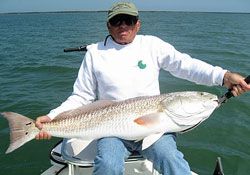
[1,91,218,153]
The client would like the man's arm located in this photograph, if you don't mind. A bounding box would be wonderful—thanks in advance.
[35,50,97,140]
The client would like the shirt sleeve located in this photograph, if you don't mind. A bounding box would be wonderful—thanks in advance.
[47,51,97,120]
[156,38,227,86]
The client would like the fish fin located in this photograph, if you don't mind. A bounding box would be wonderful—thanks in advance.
[1,112,39,154]
[142,132,164,150]
[134,113,162,127]
[53,100,116,121]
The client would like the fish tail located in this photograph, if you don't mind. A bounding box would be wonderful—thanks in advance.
[1,112,39,154]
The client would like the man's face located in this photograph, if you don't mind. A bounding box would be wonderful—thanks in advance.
[107,15,141,45]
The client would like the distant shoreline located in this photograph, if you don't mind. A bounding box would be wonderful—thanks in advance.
[1,10,250,15]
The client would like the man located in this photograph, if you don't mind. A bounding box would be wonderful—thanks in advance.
[36,2,250,175]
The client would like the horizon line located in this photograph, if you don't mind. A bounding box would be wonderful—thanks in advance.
[1,10,250,15]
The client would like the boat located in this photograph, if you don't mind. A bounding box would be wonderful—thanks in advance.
[41,138,224,175]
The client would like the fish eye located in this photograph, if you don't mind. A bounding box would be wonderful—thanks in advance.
[199,92,204,96]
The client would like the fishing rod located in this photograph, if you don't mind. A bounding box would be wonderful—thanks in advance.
[64,45,87,52]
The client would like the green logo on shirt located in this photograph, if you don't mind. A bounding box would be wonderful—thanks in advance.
[138,60,146,69]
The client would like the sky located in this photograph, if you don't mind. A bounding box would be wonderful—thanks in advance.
[0,0,250,13]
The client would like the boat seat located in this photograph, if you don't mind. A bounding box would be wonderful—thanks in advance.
[60,138,160,175]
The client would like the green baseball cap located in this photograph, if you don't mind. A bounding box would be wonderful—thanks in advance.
[107,1,139,21]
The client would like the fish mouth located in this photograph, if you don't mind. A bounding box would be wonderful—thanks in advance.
[214,99,221,108]
[214,99,219,103]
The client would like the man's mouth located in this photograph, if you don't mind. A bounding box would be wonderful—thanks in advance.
[119,30,129,35]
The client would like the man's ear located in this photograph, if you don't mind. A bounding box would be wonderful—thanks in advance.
[107,22,111,30]
[136,19,141,31]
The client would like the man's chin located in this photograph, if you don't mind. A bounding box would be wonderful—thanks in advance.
[117,38,131,44]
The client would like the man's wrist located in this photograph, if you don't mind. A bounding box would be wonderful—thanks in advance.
[223,71,231,86]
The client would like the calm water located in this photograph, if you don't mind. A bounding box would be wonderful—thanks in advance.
[0,12,250,175]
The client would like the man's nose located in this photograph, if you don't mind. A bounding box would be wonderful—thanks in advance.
[120,21,127,27]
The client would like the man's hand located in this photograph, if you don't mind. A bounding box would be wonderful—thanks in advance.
[223,72,250,96]
[35,115,52,140]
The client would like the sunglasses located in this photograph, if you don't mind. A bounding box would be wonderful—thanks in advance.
[109,15,138,27]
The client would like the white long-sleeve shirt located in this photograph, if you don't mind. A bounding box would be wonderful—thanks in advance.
[48,35,227,119]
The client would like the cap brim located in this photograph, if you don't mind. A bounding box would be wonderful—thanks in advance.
[108,11,138,21]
